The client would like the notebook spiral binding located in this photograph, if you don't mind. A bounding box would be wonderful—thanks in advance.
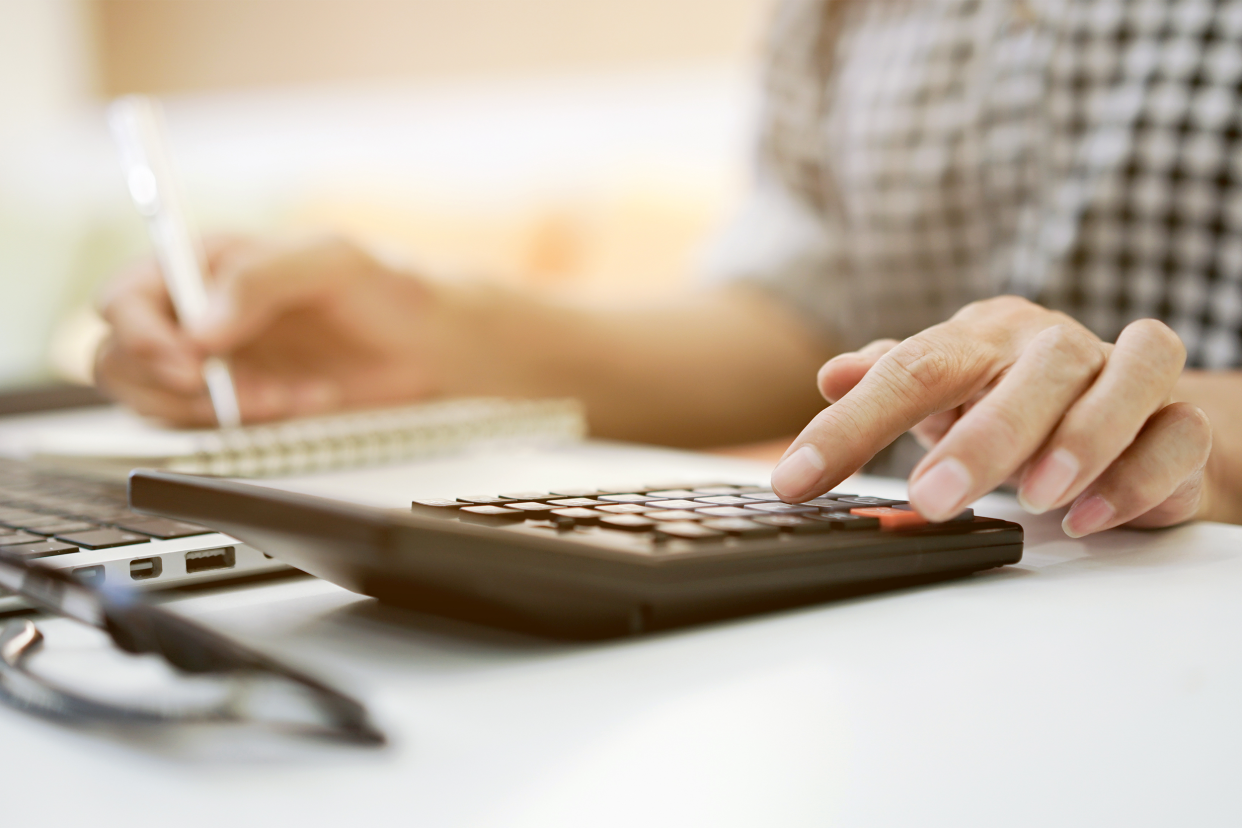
[168,398,587,478]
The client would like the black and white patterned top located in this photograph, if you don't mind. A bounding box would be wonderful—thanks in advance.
[707,0,1242,368]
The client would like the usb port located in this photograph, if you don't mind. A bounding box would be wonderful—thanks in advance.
[129,557,163,581]
[185,546,236,574]
[72,565,105,586]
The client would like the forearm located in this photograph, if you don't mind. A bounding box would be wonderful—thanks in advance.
[1173,370,1242,524]
[435,282,835,447]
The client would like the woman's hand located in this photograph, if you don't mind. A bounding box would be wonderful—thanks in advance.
[771,296,1214,537]
[95,234,453,426]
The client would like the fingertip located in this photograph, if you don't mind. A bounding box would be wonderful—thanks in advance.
[1062,494,1116,538]
[771,444,827,501]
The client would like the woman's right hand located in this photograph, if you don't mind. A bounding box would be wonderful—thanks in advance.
[94,234,458,426]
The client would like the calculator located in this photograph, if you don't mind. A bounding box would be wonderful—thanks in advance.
[129,471,1024,639]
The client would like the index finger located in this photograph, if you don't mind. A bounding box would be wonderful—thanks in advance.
[770,328,1004,501]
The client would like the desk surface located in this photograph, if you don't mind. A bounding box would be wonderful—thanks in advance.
[2,445,1241,828]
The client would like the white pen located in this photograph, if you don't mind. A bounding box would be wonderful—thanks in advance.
[107,95,242,429]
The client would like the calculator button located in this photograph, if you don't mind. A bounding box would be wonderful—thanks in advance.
[893,504,975,521]
[701,518,780,538]
[849,507,927,529]
[54,528,150,549]
[834,496,906,508]
[645,510,702,522]
[499,492,553,500]
[548,498,605,507]
[411,498,464,509]
[751,515,834,534]
[645,499,701,510]
[550,508,601,524]
[596,503,652,514]
[744,503,819,515]
[690,487,746,496]
[503,501,560,512]
[805,495,858,507]
[739,492,784,502]
[645,490,700,499]
[547,488,603,497]
[654,522,725,541]
[810,512,880,531]
[456,496,509,505]
[459,505,525,523]
[697,506,754,518]
[692,496,754,506]
[599,515,656,531]
[598,494,667,504]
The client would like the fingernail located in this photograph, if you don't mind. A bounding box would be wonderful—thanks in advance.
[771,445,826,501]
[909,457,972,521]
[1062,495,1115,538]
[1018,448,1080,514]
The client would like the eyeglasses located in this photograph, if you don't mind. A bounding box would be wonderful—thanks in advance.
[0,550,384,745]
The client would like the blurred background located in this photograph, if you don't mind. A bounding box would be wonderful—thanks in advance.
[0,0,772,387]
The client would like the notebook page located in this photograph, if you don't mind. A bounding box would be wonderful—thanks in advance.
[2,398,586,478]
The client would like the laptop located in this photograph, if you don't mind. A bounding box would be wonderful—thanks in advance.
[0,381,287,613]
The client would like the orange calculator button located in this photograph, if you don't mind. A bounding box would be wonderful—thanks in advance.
[849,506,929,530]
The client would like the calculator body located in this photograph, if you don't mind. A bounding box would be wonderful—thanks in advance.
[129,471,1023,639]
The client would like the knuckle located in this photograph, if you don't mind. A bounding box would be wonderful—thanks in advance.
[1033,324,1105,370]
[880,338,956,404]
[958,295,1029,317]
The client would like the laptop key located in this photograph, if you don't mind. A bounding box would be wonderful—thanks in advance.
[0,531,48,547]
[25,521,98,536]
[0,540,79,559]
[112,517,213,539]
[53,528,151,549]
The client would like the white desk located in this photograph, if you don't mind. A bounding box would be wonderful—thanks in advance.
[2,447,1241,827]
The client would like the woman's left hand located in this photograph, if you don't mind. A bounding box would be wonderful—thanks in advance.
[770,296,1214,537]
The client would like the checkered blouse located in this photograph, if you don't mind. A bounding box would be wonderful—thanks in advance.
[708,0,1242,369]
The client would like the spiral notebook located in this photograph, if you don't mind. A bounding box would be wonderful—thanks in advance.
[6,397,587,479]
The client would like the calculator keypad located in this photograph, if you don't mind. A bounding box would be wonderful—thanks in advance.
[413,484,976,553]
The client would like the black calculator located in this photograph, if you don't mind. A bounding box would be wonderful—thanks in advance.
[130,472,1023,639]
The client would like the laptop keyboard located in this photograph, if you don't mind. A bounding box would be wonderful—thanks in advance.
[0,459,210,560]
